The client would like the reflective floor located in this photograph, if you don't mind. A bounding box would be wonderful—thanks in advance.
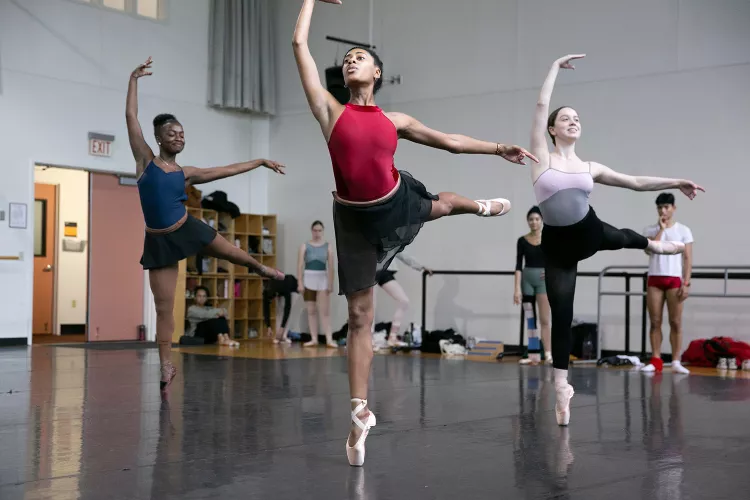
[1,344,750,500]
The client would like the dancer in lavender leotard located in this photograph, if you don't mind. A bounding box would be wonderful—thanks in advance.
[528,54,705,427]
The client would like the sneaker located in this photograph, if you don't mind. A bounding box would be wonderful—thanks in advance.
[728,358,738,370]
[717,358,728,370]
[742,360,750,371]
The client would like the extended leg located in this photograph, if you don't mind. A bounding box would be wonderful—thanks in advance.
[203,234,282,278]
[428,192,510,221]
[600,221,683,255]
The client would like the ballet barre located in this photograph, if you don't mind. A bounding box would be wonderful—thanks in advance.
[0,255,21,260]
[596,265,750,362]
[420,269,631,357]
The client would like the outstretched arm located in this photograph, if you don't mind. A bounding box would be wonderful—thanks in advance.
[183,159,285,186]
[386,112,537,165]
[126,57,155,176]
[530,55,585,164]
[292,0,344,134]
[591,162,705,199]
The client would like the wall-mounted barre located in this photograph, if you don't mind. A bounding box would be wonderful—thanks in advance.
[0,255,21,260]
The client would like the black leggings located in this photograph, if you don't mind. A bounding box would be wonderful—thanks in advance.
[263,289,292,329]
[541,208,648,370]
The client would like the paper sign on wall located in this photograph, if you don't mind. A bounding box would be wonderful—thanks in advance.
[64,222,78,237]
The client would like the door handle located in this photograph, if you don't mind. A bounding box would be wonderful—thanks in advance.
[43,264,53,272]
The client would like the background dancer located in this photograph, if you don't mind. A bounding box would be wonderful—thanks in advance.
[373,251,433,347]
[528,54,704,426]
[293,0,537,466]
[642,193,693,374]
[127,57,285,394]
[297,220,336,348]
[514,206,551,365]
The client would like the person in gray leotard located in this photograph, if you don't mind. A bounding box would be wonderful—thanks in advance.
[529,54,705,427]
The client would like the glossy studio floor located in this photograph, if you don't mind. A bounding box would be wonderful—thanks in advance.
[1,341,749,500]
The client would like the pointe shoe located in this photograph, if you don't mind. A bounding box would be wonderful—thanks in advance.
[475,198,512,217]
[648,241,685,255]
[346,398,377,467]
[555,383,575,426]
[160,362,177,392]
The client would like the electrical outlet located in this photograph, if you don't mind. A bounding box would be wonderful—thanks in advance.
[72,300,76,308]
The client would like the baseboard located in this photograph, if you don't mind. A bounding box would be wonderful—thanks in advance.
[60,324,86,335]
[0,337,27,347]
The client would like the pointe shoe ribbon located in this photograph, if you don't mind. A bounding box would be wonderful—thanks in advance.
[346,398,377,467]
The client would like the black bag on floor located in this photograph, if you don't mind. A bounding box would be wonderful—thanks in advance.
[420,329,465,353]
[571,322,597,360]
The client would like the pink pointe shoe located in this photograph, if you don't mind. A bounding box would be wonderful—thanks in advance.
[346,398,377,467]
[475,198,512,217]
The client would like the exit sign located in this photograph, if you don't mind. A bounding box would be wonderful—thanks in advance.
[88,132,115,157]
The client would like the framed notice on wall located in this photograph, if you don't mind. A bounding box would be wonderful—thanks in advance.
[9,203,27,229]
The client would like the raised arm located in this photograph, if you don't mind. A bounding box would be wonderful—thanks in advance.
[386,112,537,165]
[395,252,424,272]
[590,162,705,200]
[182,159,285,186]
[126,57,155,176]
[531,55,585,165]
[292,0,344,135]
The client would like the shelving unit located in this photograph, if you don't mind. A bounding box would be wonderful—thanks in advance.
[172,209,278,342]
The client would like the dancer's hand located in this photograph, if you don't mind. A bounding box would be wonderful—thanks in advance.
[259,266,284,280]
[424,267,434,276]
[658,217,667,231]
[554,54,585,69]
[298,284,305,295]
[131,57,153,79]
[678,284,690,302]
[261,159,286,175]
[498,145,539,165]
[678,180,705,200]
[513,290,522,305]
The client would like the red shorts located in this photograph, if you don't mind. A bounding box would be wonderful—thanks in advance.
[647,276,682,290]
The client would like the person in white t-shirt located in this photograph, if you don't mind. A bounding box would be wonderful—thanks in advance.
[642,193,693,374]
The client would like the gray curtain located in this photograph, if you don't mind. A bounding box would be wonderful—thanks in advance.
[208,0,275,115]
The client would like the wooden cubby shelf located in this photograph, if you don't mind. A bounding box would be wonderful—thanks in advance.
[171,210,278,342]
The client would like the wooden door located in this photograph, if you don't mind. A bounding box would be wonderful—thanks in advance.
[33,184,57,335]
[88,173,144,341]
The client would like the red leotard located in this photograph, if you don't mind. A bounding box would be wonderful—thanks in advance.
[328,103,400,202]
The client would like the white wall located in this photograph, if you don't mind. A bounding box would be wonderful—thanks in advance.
[0,0,268,341]
[269,0,750,351]
[34,166,90,333]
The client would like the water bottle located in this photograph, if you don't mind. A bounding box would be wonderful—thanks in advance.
[582,336,594,360]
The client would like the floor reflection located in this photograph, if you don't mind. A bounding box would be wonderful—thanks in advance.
[1,344,749,499]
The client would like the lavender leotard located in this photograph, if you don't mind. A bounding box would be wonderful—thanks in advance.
[533,166,594,227]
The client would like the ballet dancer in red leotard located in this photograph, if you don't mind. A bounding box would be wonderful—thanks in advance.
[293,0,538,466]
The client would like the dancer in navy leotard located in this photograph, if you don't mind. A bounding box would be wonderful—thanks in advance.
[293,0,538,466]
[126,57,285,394]
[529,54,705,426]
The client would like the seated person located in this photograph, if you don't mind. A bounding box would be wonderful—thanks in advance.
[186,286,237,346]
[263,274,299,344]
